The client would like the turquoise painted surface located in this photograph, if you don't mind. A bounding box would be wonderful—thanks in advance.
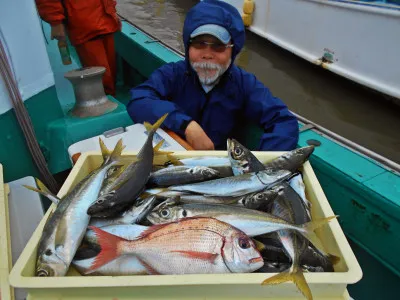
[0,87,64,182]
[298,130,386,183]
[115,22,181,79]
[364,171,400,207]
[47,96,132,174]
[310,157,400,275]
[347,239,400,300]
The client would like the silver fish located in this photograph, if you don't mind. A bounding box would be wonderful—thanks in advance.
[243,188,279,211]
[175,156,234,177]
[227,138,265,176]
[289,173,312,218]
[264,146,315,173]
[144,189,245,205]
[147,202,335,244]
[178,156,231,167]
[89,196,156,228]
[147,166,220,187]
[169,169,292,197]
[24,139,125,277]
[262,186,312,300]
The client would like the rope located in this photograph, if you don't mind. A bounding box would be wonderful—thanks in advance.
[0,34,59,193]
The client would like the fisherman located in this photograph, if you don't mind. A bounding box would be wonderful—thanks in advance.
[127,0,299,150]
[35,0,120,96]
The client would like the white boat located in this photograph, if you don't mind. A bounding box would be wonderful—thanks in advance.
[222,0,400,102]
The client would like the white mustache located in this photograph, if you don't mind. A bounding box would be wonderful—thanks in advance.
[191,62,222,71]
[191,60,230,85]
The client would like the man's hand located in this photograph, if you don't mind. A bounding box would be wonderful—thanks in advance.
[185,121,215,150]
[51,24,66,41]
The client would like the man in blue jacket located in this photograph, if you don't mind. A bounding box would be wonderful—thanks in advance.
[127,0,299,151]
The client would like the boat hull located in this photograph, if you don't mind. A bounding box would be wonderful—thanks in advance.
[223,0,400,102]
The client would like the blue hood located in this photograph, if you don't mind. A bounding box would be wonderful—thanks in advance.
[183,0,245,61]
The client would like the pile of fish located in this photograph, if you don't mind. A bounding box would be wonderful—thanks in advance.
[25,114,339,300]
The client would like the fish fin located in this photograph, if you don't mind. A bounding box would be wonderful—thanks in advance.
[106,164,127,180]
[23,178,61,205]
[262,269,312,300]
[153,140,164,152]
[298,216,338,254]
[170,250,218,263]
[252,239,266,252]
[153,140,171,155]
[166,154,184,166]
[86,226,125,273]
[153,140,174,157]
[55,218,68,246]
[144,113,168,134]
[99,138,112,161]
[261,270,292,285]
[138,191,153,199]
[105,138,125,164]
[143,122,152,133]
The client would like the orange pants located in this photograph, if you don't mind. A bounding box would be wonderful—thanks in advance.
[75,34,116,96]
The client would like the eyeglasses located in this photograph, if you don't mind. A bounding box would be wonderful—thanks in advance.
[189,40,234,53]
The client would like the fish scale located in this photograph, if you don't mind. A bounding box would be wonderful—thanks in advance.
[124,229,228,274]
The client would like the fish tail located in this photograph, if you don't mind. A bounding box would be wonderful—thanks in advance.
[302,216,338,232]
[298,216,338,254]
[99,138,112,161]
[262,268,313,300]
[153,140,165,152]
[144,113,168,134]
[86,226,125,273]
[103,138,125,165]
[166,154,184,166]
[252,239,266,252]
[153,140,174,156]
[23,178,61,205]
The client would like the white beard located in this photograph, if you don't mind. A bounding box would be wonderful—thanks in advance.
[191,59,231,85]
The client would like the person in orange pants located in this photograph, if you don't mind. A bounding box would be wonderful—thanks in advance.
[35,0,121,96]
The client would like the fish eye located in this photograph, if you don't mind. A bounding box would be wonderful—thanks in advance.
[238,237,251,249]
[45,249,52,256]
[234,147,243,156]
[37,269,49,277]
[189,169,194,174]
[256,193,264,200]
[97,199,104,204]
[160,209,170,217]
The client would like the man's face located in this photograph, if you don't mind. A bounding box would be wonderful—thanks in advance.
[189,34,233,85]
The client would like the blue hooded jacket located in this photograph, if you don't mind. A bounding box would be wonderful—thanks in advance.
[127,0,299,150]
